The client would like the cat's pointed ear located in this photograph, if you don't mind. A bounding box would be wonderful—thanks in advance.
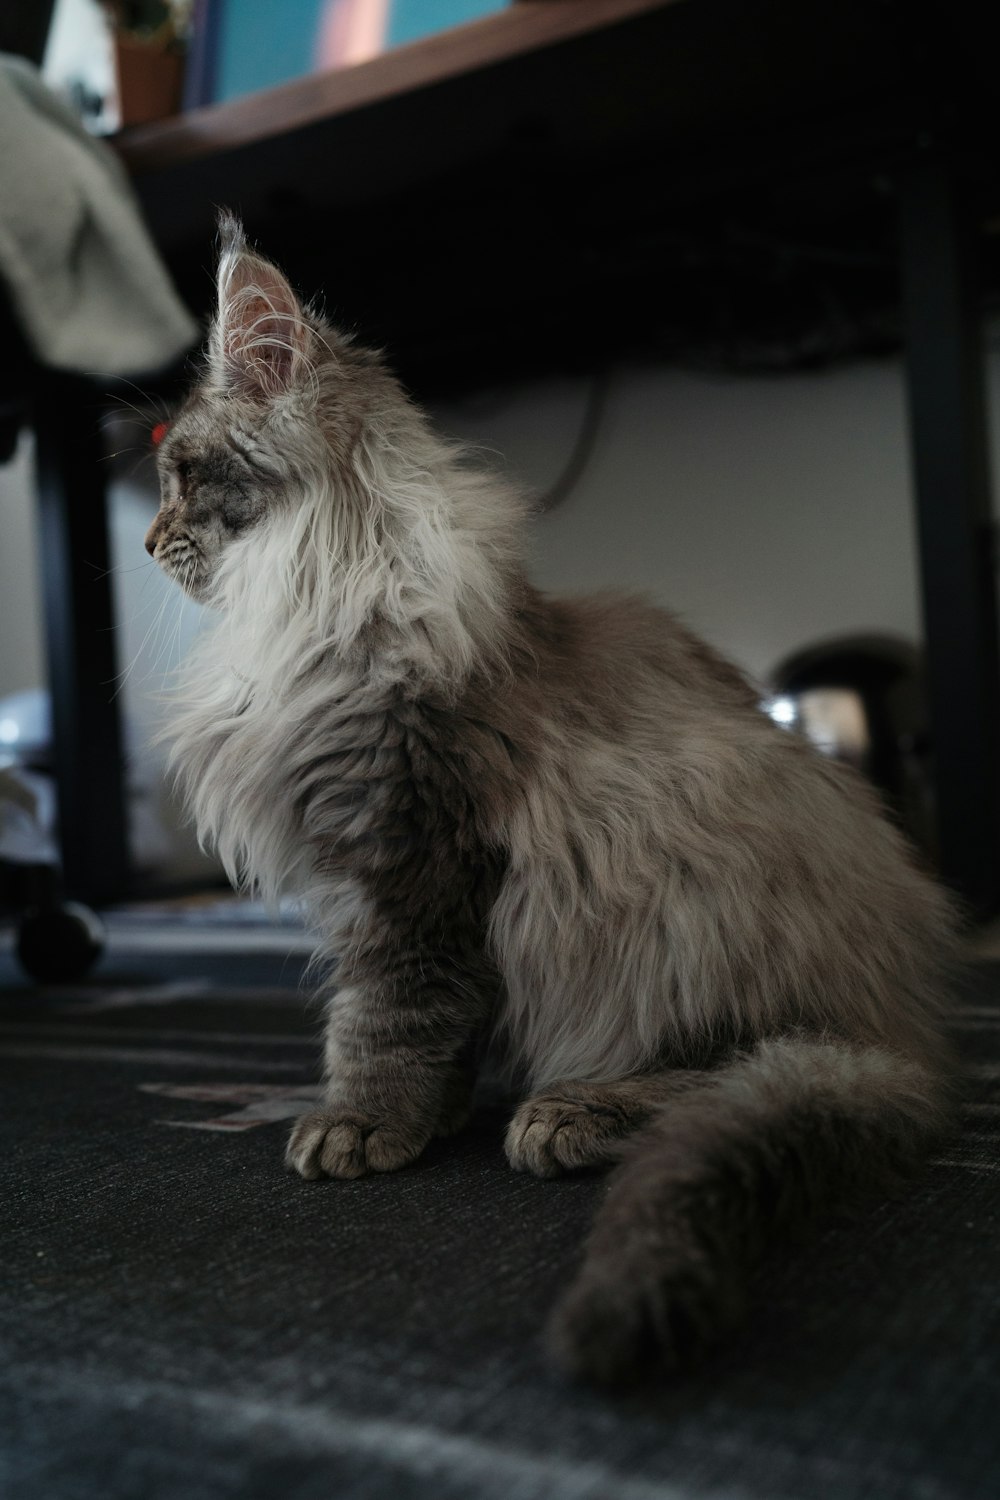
[210,213,312,399]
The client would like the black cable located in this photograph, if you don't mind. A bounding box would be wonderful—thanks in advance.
[538,370,611,512]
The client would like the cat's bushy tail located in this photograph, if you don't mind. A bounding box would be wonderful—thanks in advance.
[549,1036,950,1383]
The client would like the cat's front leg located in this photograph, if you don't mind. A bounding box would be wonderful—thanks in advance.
[286,957,488,1181]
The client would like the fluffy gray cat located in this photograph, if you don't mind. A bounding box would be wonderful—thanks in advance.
[147,216,956,1384]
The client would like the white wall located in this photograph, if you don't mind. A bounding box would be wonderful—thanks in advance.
[0,432,45,700]
[435,357,930,687]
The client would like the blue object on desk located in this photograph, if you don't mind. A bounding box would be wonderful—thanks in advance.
[194,0,508,107]
[388,0,505,48]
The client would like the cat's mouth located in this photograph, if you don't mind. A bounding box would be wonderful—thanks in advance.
[151,539,210,600]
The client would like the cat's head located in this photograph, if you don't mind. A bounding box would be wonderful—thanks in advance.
[145,215,523,674]
[144,214,386,603]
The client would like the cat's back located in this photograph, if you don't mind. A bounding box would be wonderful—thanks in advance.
[492,587,954,1078]
[512,587,762,738]
[501,585,943,923]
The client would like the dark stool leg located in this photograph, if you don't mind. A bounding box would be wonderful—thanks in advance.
[33,376,129,906]
[899,148,1000,919]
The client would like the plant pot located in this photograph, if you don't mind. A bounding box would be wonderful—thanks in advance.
[115,34,185,126]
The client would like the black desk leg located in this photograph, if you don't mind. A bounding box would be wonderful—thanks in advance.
[33,378,129,906]
[900,148,1000,919]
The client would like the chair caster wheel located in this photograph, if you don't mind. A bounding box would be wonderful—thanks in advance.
[17,902,105,983]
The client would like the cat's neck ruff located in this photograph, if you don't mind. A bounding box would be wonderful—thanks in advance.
[202,444,522,697]
[164,445,523,901]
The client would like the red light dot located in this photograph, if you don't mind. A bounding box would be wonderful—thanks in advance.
[151,421,170,446]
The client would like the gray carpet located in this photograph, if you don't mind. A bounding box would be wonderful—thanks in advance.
[1,946,998,1500]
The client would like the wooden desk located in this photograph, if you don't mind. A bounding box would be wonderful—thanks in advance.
[59,0,994,909]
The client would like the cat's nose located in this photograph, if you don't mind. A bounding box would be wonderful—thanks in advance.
[144,518,163,556]
[145,512,167,556]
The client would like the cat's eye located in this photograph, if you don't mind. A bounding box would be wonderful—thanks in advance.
[175,459,193,496]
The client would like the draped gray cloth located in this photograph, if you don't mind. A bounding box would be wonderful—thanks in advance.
[0,54,197,377]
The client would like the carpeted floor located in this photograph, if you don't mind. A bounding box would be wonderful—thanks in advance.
[1,938,998,1500]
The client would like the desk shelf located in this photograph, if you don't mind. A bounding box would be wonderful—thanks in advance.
[114,0,994,393]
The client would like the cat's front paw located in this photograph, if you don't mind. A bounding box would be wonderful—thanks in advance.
[285,1108,430,1180]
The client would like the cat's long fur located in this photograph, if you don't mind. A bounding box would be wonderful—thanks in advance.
[148,216,957,1383]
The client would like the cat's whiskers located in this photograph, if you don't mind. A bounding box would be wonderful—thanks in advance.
[99,445,144,464]
[140,557,198,697]
[86,558,156,581]
[166,560,194,682]
[98,376,172,426]
[115,543,202,698]
[109,569,176,700]
[103,394,160,433]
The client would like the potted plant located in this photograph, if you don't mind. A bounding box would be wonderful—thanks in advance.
[105,1,191,126]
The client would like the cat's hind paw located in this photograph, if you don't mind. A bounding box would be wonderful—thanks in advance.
[505,1091,633,1177]
[285,1108,430,1180]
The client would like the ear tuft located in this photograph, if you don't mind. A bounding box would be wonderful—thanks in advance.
[211,212,311,400]
[216,210,248,271]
